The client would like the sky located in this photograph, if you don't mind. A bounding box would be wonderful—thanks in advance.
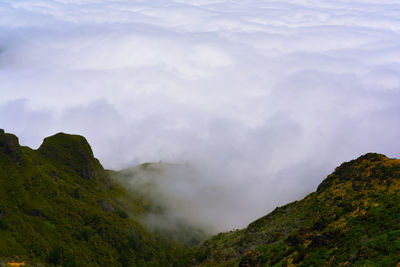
[1,0,400,231]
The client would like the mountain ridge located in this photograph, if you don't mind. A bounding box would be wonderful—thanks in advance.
[0,129,399,266]
[37,132,104,181]
[193,153,400,266]
[0,129,192,266]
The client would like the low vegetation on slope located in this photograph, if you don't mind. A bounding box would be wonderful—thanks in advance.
[1,129,399,266]
[194,153,400,266]
[0,130,191,266]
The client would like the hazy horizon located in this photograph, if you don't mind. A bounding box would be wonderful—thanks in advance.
[1,0,400,230]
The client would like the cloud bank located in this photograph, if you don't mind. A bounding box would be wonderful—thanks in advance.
[1,0,400,230]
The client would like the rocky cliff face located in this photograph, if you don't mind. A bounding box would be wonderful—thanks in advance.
[38,133,104,181]
[0,129,23,164]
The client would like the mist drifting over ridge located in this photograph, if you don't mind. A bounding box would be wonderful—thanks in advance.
[1,0,400,230]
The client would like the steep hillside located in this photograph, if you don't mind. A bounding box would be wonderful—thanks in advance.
[0,130,190,266]
[194,153,400,266]
[1,129,399,266]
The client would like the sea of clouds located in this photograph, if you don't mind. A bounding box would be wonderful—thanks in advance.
[1,0,400,231]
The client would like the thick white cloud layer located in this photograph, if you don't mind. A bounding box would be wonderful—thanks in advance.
[1,0,400,230]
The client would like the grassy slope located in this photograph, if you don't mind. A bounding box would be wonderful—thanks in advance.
[0,130,190,266]
[194,153,400,266]
[1,129,399,267]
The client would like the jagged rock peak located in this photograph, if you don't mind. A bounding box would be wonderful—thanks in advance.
[0,129,23,163]
[38,132,104,180]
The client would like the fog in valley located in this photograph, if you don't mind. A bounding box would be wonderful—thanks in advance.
[1,0,400,232]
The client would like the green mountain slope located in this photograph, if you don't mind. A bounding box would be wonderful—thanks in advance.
[194,153,400,266]
[1,129,399,266]
[0,130,190,266]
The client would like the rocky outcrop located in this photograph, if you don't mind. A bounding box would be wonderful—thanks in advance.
[0,129,23,164]
[38,133,104,180]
